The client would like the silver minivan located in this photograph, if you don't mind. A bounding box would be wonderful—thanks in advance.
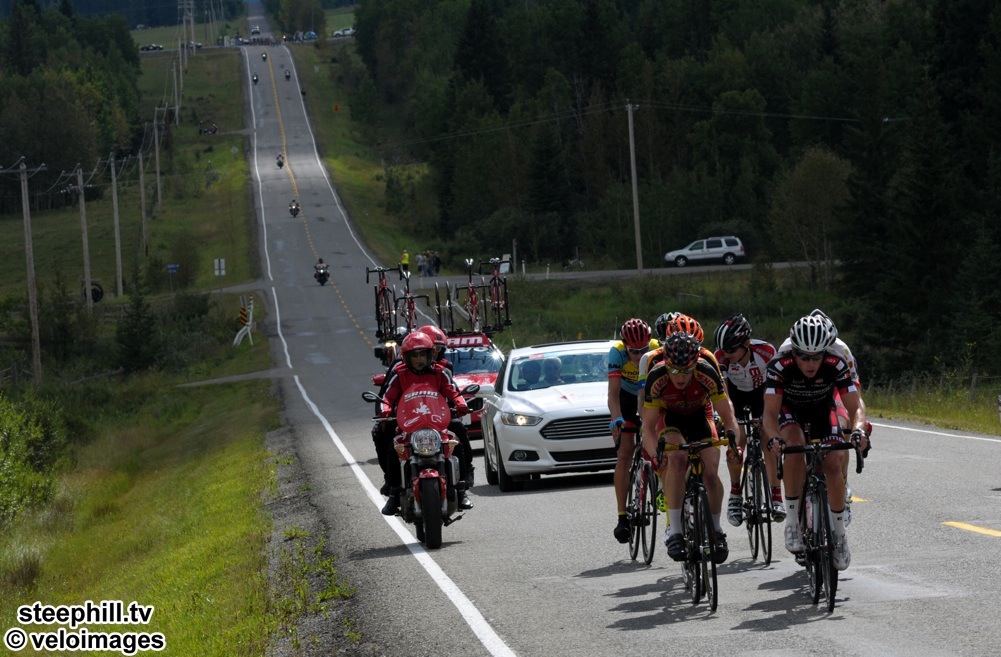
[664,236,746,267]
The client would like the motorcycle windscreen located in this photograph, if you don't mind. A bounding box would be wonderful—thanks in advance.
[397,384,451,433]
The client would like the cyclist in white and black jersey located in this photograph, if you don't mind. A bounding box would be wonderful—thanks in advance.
[713,314,784,527]
[764,315,869,570]
[775,309,872,524]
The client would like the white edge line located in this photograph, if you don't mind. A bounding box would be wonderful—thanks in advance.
[292,375,517,657]
[871,421,1001,443]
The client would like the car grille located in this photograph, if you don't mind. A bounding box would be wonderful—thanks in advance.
[551,448,617,463]
[540,415,612,441]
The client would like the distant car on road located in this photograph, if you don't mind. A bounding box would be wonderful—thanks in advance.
[333,27,356,37]
[664,236,746,267]
[251,25,261,35]
[139,44,163,51]
[480,340,616,492]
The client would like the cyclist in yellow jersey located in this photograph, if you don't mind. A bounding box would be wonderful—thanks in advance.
[609,319,659,543]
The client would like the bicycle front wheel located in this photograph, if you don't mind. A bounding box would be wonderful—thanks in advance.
[626,458,641,561]
[804,488,823,605]
[753,461,772,565]
[697,487,719,612]
[741,465,757,559]
[817,482,838,612]
[641,463,658,564]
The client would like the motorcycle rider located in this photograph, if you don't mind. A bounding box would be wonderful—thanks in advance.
[378,332,469,516]
[313,258,327,279]
[262,51,267,61]
[289,198,299,214]
[252,73,258,84]
[284,69,291,80]
[418,324,476,509]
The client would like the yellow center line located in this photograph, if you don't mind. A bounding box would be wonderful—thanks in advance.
[266,50,376,349]
[942,521,1001,537]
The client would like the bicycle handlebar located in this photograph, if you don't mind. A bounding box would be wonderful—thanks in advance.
[776,439,863,481]
[365,265,402,284]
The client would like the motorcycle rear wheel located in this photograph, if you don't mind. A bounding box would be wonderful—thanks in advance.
[419,478,443,549]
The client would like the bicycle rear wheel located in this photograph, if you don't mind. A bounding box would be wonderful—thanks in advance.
[817,483,838,612]
[376,287,394,339]
[697,487,719,612]
[641,463,658,565]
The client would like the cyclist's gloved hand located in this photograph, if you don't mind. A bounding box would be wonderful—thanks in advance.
[609,417,625,433]
[850,428,869,455]
[767,436,785,456]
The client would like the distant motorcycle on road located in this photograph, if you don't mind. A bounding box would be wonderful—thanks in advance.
[314,263,329,286]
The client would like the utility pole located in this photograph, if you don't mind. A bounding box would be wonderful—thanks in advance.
[77,166,94,316]
[173,62,180,125]
[626,100,643,271]
[109,154,124,297]
[153,113,163,211]
[139,152,148,254]
[17,160,45,385]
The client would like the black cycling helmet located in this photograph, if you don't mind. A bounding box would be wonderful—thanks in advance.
[654,312,677,341]
[715,314,752,352]
[663,333,701,371]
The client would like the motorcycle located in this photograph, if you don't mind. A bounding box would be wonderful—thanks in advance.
[262,52,267,61]
[277,155,284,169]
[252,74,258,85]
[284,69,291,81]
[362,383,480,549]
[289,202,299,217]
[314,264,329,285]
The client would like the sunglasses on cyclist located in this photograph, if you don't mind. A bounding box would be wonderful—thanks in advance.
[667,365,696,375]
[792,349,824,362]
[627,346,649,355]
[723,346,745,355]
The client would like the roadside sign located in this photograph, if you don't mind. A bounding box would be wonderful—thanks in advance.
[214,258,226,276]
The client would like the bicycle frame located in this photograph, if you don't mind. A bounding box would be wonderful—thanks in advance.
[659,436,728,612]
[394,270,430,332]
[623,426,658,564]
[455,258,488,333]
[479,258,512,333]
[737,408,772,565]
[778,427,863,612]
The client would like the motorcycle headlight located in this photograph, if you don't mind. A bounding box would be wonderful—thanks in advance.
[410,429,442,456]
[501,412,543,427]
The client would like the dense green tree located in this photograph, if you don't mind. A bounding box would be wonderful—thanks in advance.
[454,0,511,111]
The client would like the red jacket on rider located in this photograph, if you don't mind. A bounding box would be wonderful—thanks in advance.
[380,361,468,418]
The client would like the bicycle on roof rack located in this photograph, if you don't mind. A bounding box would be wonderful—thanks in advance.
[434,279,456,334]
[366,265,402,340]
[394,270,431,333]
[454,258,488,334]
[479,257,512,333]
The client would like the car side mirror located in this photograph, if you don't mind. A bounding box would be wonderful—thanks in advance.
[476,383,495,396]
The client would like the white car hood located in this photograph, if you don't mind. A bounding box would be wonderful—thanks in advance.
[503,381,608,414]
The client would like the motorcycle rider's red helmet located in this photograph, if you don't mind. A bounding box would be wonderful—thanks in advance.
[418,325,448,360]
[401,332,435,373]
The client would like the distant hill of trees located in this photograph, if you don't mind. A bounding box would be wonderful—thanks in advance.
[346,0,1001,380]
[0,0,244,30]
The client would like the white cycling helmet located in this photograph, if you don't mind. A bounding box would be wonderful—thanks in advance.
[809,308,838,340]
[789,315,836,353]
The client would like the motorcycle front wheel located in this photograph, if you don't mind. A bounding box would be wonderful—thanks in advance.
[419,478,443,549]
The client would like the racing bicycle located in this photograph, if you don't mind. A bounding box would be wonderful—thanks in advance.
[623,425,658,564]
[434,281,456,334]
[455,258,487,333]
[777,425,863,612]
[738,408,772,565]
[659,434,730,612]
[366,265,401,340]
[394,270,430,333]
[479,258,512,333]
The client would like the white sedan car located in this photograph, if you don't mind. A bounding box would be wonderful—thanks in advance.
[480,340,616,492]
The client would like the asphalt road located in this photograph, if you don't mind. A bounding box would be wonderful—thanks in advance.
[241,19,1001,657]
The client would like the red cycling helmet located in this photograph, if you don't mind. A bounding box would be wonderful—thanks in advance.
[401,332,435,373]
[666,313,705,344]
[620,318,651,349]
[418,324,448,358]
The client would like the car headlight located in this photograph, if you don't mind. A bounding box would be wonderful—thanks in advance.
[500,412,543,427]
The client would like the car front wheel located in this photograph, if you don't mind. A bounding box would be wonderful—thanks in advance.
[674,256,688,267]
[497,451,524,493]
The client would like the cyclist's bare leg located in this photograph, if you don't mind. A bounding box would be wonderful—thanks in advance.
[701,445,724,529]
[778,424,806,503]
[614,434,635,514]
[662,433,687,509]
[824,451,848,514]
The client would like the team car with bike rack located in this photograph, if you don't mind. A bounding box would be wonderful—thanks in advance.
[444,332,504,441]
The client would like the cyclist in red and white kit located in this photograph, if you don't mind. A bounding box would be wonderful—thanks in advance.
[712,314,784,527]
[763,315,868,570]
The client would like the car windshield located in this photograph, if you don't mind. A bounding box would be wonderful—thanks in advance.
[508,350,607,391]
[447,347,502,375]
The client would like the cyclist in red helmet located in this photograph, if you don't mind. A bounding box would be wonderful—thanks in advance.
[608,318,659,543]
